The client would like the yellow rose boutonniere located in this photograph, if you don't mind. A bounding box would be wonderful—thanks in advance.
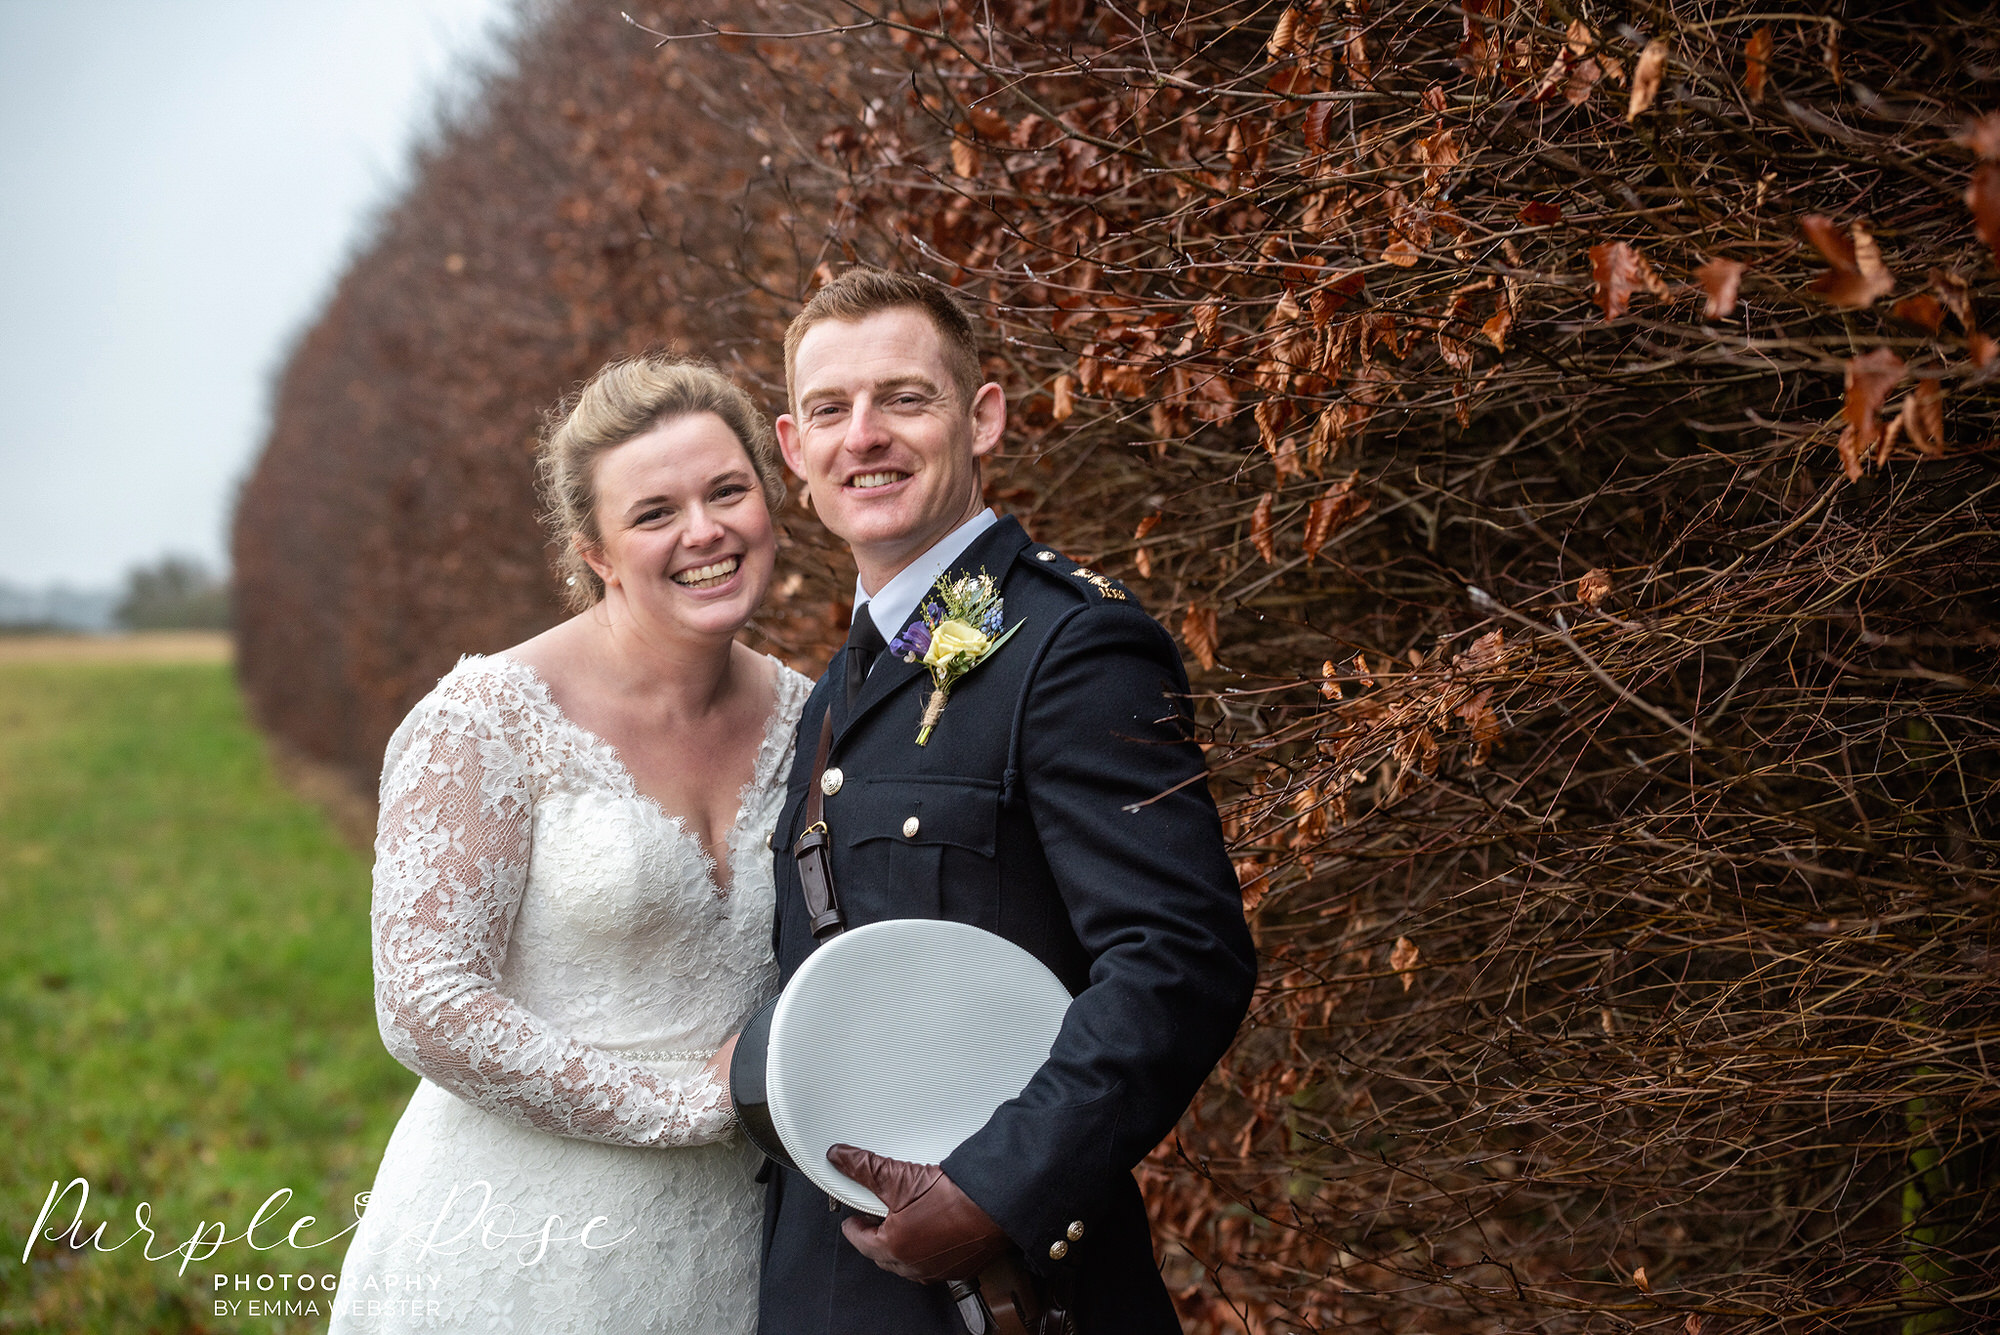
[887,571,1023,745]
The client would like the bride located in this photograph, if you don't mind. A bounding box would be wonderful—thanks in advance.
[329,358,809,1333]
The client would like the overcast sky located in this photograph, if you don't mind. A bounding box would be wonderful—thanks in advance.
[0,0,521,590]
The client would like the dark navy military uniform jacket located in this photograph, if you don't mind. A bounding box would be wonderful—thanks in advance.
[756,515,1257,1335]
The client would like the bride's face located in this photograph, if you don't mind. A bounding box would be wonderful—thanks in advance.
[581,412,778,641]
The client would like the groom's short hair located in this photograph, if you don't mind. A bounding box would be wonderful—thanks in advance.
[783,268,984,410]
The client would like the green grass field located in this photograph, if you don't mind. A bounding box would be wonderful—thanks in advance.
[0,657,414,1332]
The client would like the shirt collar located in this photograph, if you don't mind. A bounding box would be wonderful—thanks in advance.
[855,507,1000,641]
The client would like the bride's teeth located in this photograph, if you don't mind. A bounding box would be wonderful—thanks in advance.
[672,557,740,588]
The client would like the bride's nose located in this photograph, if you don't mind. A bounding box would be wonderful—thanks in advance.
[682,503,726,547]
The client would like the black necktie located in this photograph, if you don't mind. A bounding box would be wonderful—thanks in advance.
[843,605,888,711]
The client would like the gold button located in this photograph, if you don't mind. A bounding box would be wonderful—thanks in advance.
[902,816,920,838]
[1066,1220,1084,1242]
[820,767,844,796]
[1048,1239,1069,1260]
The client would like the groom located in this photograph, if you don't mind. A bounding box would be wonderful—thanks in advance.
[761,268,1256,1334]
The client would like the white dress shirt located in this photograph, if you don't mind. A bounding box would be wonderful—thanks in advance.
[854,507,999,645]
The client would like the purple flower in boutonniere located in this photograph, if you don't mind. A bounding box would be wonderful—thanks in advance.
[889,620,931,660]
[903,570,1023,745]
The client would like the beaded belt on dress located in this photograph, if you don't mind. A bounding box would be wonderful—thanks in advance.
[620,1046,711,1063]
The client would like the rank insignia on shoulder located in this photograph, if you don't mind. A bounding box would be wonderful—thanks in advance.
[1070,566,1129,601]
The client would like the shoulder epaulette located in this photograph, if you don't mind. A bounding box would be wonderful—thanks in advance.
[1022,546,1130,602]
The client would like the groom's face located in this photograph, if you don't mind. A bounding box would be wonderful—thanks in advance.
[777,306,1005,591]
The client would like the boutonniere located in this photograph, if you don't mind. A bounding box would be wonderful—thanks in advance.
[887,569,1024,746]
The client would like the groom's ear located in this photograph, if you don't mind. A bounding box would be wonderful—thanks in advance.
[775,412,807,478]
[968,382,1006,460]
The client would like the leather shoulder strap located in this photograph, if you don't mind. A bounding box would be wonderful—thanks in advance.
[792,707,845,941]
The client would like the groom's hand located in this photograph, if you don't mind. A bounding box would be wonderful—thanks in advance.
[826,1144,1009,1283]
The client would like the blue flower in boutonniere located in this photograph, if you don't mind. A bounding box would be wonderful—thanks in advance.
[890,570,1024,745]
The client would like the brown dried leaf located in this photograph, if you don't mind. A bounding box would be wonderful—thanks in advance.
[1308,403,1345,469]
[1696,257,1746,319]
[1251,492,1277,563]
[1267,6,1299,57]
[1481,306,1513,352]
[1456,689,1501,764]
[1437,326,1473,372]
[1891,294,1945,334]
[1308,270,1365,327]
[1343,26,1371,84]
[1565,55,1602,107]
[1303,474,1369,561]
[967,106,1009,140]
[1192,302,1221,344]
[1272,436,1303,481]
[1457,628,1508,673]
[1353,652,1374,687]
[1803,215,1895,309]
[1956,110,2000,162]
[1893,380,1945,458]
[1967,163,2000,265]
[1589,242,1665,320]
[1389,935,1419,991]
[1633,1266,1652,1294]
[1301,99,1334,153]
[950,137,981,179]
[1529,50,1569,103]
[1838,348,1906,481]
[1051,373,1075,422]
[1972,332,1999,370]
[1319,659,1343,700]
[1181,604,1219,671]
[1234,857,1269,912]
[1382,237,1421,267]
[1133,512,1159,578]
[1518,201,1562,227]
[1577,568,1614,607]
[1929,269,1973,329]
[1744,26,1772,101]
[1627,40,1668,119]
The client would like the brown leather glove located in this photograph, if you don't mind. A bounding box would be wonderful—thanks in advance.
[826,1144,1011,1284]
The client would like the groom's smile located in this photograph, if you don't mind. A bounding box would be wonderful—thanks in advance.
[844,469,910,492]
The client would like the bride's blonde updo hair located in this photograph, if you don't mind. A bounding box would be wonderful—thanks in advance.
[536,356,787,612]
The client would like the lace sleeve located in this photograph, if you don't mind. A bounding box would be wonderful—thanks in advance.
[369,665,736,1148]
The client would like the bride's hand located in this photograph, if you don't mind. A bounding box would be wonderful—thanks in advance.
[705,1033,741,1100]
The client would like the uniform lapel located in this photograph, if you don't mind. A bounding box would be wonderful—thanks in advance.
[832,516,1033,745]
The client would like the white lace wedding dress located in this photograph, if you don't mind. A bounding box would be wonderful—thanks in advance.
[329,653,809,1334]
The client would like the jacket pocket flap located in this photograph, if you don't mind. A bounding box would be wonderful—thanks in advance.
[844,776,1000,856]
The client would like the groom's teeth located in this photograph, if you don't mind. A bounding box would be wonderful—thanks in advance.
[848,471,907,489]
[672,557,740,588]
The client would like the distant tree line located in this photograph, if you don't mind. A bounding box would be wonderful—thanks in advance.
[114,556,229,631]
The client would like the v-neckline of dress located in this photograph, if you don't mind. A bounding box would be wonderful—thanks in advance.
[488,652,799,899]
